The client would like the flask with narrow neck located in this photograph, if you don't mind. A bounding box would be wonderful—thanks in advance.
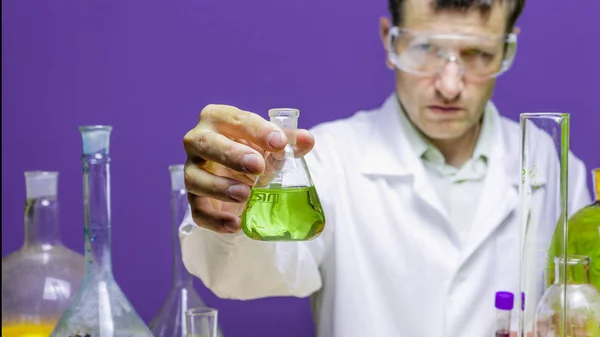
[50,126,153,337]
[241,108,326,241]
[534,255,600,336]
[149,165,224,337]
[2,171,85,337]
[547,168,600,291]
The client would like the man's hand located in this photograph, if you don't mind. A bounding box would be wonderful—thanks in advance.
[183,104,315,234]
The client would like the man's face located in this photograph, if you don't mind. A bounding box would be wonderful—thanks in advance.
[381,0,511,140]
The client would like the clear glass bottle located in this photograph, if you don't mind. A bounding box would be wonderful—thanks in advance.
[241,108,326,241]
[149,165,224,337]
[534,255,600,336]
[2,171,85,337]
[50,126,153,337]
[547,168,600,291]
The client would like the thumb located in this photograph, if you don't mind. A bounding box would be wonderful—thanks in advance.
[293,129,315,157]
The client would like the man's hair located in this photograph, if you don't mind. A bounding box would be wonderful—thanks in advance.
[388,0,526,33]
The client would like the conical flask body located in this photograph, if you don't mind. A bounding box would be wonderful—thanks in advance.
[50,126,152,337]
[241,108,326,241]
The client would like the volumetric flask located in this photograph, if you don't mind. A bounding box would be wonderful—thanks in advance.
[149,165,224,337]
[241,108,326,241]
[50,126,152,337]
[186,308,218,337]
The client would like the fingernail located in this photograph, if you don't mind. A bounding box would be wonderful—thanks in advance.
[267,131,285,148]
[242,154,260,172]
[227,184,249,202]
[224,219,240,233]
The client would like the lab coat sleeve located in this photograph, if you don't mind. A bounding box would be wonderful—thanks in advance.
[568,152,593,214]
[178,128,335,300]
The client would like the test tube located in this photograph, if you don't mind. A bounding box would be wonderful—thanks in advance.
[495,291,514,337]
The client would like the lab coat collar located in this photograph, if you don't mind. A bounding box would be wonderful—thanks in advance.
[359,93,521,187]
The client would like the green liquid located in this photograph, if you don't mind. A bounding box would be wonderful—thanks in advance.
[546,201,600,290]
[241,186,326,241]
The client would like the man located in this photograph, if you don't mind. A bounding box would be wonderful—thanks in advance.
[179,0,591,336]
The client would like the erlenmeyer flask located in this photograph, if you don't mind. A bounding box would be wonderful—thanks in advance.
[2,171,85,337]
[149,165,224,337]
[534,255,600,336]
[50,126,153,337]
[241,108,326,241]
[547,168,600,291]
[519,112,570,336]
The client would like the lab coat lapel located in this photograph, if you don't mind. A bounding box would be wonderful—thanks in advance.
[461,106,520,263]
[359,94,450,224]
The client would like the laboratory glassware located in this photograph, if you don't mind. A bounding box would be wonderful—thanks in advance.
[186,308,218,337]
[534,255,600,336]
[518,112,570,336]
[547,168,600,291]
[2,171,85,337]
[149,165,224,337]
[50,126,153,337]
[241,108,326,241]
[495,291,514,337]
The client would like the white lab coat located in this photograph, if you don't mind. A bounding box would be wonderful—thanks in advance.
[179,93,591,337]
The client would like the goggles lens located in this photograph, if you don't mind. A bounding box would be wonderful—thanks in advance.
[388,27,517,79]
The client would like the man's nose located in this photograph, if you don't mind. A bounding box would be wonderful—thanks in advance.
[434,60,464,100]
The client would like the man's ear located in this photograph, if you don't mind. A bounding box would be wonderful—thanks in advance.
[380,16,394,70]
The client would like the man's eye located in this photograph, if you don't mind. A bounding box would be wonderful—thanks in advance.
[463,49,493,59]
[413,43,431,51]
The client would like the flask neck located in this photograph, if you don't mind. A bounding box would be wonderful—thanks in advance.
[554,255,591,285]
[171,189,193,287]
[23,196,61,247]
[269,111,298,146]
[83,154,113,276]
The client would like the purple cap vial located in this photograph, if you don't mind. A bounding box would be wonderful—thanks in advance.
[495,291,515,311]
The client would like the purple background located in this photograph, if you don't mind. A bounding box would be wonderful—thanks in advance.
[2,0,599,336]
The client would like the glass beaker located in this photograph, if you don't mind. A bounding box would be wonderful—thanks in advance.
[186,308,218,337]
[241,108,326,241]
[149,165,224,337]
[534,255,600,336]
[50,126,153,337]
[546,168,600,291]
[519,113,570,336]
[2,171,85,337]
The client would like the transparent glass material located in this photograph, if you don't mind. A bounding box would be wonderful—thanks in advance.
[2,171,85,337]
[186,308,218,337]
[519,113,570,336]
[149,165,224,337]
[547,168,600,291]
[241,108,326,241]
[534,256,600,336]
[50,126,152,337]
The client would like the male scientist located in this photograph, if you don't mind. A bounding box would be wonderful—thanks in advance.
[178,0,591,336]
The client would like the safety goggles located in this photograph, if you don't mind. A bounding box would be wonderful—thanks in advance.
[387,26,518,81]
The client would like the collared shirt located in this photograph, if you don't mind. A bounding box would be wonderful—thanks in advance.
[395,97,494,246]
